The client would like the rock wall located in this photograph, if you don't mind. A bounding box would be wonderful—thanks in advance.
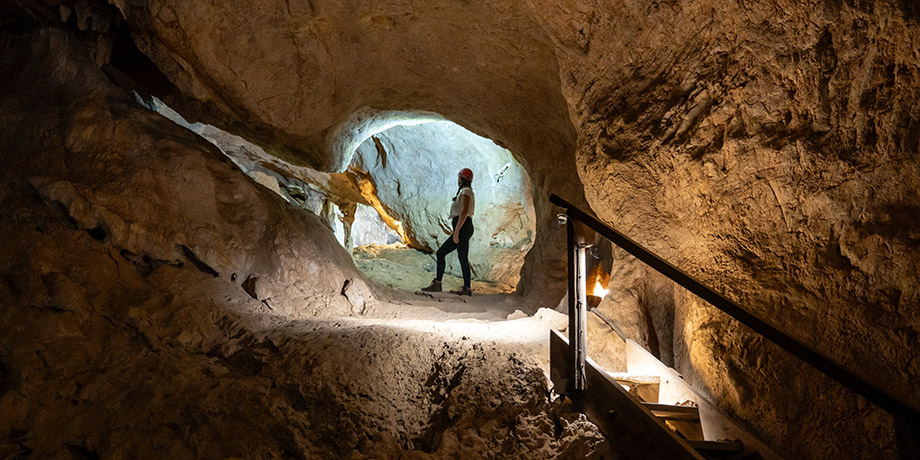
[351,203,401,248]
[0,27,373,321]
[532,1,920,458]
[352,121,536,286]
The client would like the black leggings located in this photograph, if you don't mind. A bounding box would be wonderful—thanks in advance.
[436,216,474,287]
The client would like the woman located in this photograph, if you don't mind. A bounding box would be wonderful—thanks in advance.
[422,168,475,296]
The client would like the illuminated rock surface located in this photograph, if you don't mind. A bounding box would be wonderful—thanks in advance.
[2,1,920,459]
[352,121,535,287]
[553,2,920,458]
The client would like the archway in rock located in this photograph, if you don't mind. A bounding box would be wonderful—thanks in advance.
[107,0,586,308]
[347,120,536,294]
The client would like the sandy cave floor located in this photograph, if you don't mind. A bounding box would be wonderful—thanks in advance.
[352,244,517,296]
[349,245,567,375]
[229,256,613,458]
[347,295,568,377]
[347,243,565,369]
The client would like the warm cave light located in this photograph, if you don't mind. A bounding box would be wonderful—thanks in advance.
[355,177,410,245]
[392,220,409,245]
[587,263,611,299]
[592,280,610,298]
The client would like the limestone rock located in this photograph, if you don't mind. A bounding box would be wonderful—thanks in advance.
[0,27,366,322]
[351,203,400,247]
[536,1,920,458]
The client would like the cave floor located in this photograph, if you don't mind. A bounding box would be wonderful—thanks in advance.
[350,242,564,368]
[352,243,516,295]
[303,303,569,378]
[351,263,569,376]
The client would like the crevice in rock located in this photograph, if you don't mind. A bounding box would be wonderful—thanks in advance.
[640,300,662,361]
[241,275,259,300]
[119,249,181,276]
[84,225,107,241]
[176,244,218,277]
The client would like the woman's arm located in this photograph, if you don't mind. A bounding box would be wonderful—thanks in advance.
[453,194,471,243]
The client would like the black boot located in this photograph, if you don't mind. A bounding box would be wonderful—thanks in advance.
[453,286,472,296]
[421,279,442,292]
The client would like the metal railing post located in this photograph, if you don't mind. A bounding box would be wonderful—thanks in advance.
[574,239,588,391]
[566,216,587,392]
[565,217,577,391]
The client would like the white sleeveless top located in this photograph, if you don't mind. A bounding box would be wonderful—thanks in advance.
[449,188,475,218]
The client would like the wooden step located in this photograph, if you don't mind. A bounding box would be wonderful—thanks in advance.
[607,373,660,385]
[643,402,704,441]
[687,439,744,452]
[608,373,660,403]
[643,403,701,421]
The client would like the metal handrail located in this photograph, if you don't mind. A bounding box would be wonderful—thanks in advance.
[550,193,919,457]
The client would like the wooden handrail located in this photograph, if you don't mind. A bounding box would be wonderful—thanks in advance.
[550,193,919,423]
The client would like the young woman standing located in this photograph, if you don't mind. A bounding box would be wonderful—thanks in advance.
[422,168,475,296]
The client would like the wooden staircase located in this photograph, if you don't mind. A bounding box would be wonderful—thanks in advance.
[644,403,705,438]
[644,403,747,457]
[612,374,746,456]
[550,330,774,460]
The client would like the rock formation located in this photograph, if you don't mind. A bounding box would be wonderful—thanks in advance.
[544,2,920,457]
[116,0,585,304]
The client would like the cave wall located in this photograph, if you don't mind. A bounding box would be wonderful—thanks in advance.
[0,26,372,322]
[531,1,920,458]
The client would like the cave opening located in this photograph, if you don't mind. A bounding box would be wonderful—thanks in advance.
[144,98,537,297]
[343,119,537,295]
